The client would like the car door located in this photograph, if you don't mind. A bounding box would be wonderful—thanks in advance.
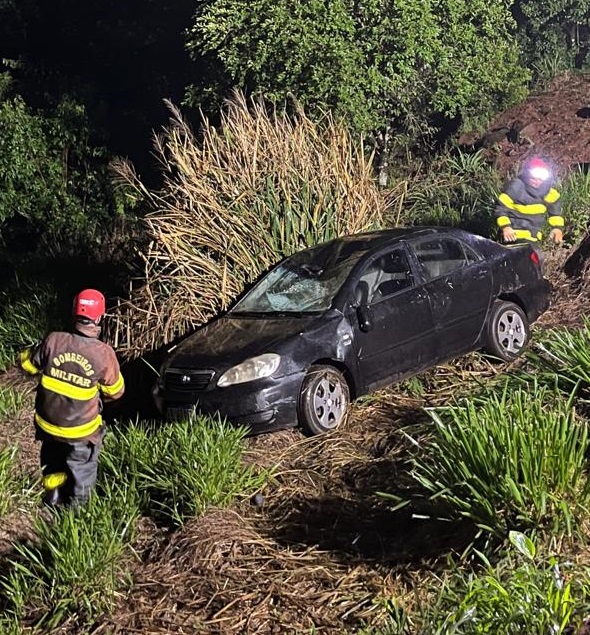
[409,236,493,361]
[350,246,436,392]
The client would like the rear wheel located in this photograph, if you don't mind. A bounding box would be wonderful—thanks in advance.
[484,300,529,362]
[298,365,350,436]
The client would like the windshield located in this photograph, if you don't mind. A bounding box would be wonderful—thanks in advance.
[232,242,366,314]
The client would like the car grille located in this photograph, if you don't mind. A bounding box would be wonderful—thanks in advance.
[164,369,214,393]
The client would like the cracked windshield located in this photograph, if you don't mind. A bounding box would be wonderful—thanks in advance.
[233,243,366,313]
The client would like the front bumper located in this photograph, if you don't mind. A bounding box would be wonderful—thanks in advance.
[154,369,305,434]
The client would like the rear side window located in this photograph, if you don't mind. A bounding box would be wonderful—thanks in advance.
[411,237,478,281]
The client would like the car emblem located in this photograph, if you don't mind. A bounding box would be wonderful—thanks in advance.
[180,374,191,383]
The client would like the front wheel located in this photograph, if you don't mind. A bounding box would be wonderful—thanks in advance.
[298,365,350,436]
[483,300,530,362]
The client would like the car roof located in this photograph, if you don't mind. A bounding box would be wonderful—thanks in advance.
[300,226,479,259]
[279,227,488,274]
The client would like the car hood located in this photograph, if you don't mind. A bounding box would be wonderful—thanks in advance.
[163,313,321,369]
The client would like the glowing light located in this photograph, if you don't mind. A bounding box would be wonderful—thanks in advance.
[529,166,550,181]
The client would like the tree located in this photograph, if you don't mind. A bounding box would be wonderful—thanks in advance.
[512,1,590,74]
[0,76,121,253]
[0,0,198,181]
[186,0,530,145]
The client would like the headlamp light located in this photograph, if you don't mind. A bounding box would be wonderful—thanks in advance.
[529,166,550,181]
[217,353,281,387]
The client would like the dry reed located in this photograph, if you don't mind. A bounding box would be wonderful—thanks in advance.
[108,92,398,357]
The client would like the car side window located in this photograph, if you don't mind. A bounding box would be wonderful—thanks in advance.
[411,237,478,281]
[356,249,413,304]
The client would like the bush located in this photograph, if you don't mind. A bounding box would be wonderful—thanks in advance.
[403,149,501,236]
[419,532,586,634]
[187,0,529,142]
[404,382,590,537]
[100,414,269,524]
[0,282,60,371]
[524,320,590,399]
[559,167,590,245]
[0,91,124,255]
[0,483,139,630]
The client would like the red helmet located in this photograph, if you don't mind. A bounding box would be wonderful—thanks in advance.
[73,289,106,322]
[523,157,552,182]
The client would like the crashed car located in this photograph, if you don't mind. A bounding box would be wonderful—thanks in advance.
[153,227,550,435]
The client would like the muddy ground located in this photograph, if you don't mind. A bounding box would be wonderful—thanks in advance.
[461,72,590,176]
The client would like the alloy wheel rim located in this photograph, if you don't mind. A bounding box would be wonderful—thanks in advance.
[497,310,526,354]
[312,372,347,429]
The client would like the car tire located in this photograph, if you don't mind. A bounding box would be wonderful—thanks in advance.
[484,300,530,362]
[298,365,350,436]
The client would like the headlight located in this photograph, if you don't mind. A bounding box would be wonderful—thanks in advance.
[217,353,281,387]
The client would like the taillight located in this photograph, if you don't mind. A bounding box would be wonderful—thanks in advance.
[530,250,540,266]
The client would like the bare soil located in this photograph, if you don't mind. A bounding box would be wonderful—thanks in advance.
[461,72,590,176]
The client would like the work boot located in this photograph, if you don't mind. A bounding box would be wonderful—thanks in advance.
[42,486,62,507]
[42,472,67,508]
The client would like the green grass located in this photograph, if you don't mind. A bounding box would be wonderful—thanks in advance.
[403,148,501,236]
[0,282,60,371]
[0,413,268,630]
[560,166,590,245]
[0,445,33,518]
[401,381,590,538]
[0,482,139,630]
[0,387,39,517]
[100,414,269,524]
[0,615,24,635]
[418,533,587,634]
[523,320,590,398]
[0,385,27,420]
[368,533,590,635]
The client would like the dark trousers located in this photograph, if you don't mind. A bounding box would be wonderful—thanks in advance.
[39,430,104,506]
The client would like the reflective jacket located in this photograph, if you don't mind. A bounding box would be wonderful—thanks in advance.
[495,176,564,242]
[20,321,124,442]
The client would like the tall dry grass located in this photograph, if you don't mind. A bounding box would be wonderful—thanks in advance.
[109,92,395,357]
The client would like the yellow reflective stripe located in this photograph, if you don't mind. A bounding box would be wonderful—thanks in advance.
[20,349,40,375]
[99,372,124,396]
[513,229,540,241]
[498,193,515,208]
[496,215,511,227]
[35,412,102,439]
[41,375,98,401]
[43,472,67,490]
[548,215,565,227]
[513,203,546,214]
[544,188,560,203]
[498,193,547,215]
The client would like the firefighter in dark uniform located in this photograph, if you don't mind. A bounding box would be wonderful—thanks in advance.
[20,289,124,507]
[495,156,565,265]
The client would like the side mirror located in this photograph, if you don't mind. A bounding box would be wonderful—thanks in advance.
[356,305,374,332]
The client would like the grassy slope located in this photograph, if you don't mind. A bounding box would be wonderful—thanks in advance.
[1,250,590,634]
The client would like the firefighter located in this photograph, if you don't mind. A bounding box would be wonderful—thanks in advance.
[495,156,565,264]
[20,289,124,507]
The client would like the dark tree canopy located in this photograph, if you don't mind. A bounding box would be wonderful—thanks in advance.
[186,0,530,140]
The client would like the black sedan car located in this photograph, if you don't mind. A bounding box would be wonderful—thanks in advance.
[153,228,550,435]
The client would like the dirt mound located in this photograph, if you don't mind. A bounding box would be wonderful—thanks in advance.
[461,73,590,176]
